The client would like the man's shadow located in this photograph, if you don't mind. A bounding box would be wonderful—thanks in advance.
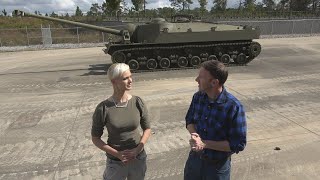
[81,63,112,76]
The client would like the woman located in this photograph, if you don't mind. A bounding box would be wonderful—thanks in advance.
[91,63,151,180]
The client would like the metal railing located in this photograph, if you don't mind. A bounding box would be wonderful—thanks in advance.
[218,19,320,35]
[0,19,320,47]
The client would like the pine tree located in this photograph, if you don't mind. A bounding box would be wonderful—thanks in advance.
[198,0,208,16]
[75,6,83,16]
[2,9,7,16]
[50,11,58,17]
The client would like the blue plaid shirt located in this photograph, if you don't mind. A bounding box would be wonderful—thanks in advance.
[185,87,247,160]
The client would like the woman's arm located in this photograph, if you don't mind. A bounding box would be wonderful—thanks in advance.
[121,128,151,161]
[136,128,151,152]
[91,136,122,159]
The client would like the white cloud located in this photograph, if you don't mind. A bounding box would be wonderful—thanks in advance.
[146,0,170,9]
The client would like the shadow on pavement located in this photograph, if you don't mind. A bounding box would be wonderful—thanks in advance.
[81,63,112,76]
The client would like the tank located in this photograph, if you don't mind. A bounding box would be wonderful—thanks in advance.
[14,10,262,71]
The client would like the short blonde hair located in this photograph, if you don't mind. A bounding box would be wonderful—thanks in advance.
[107,63,130,81]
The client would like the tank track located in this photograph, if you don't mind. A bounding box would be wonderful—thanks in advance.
[111,41,258,73]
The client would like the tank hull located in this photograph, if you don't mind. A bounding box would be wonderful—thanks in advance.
[105,40,261,70]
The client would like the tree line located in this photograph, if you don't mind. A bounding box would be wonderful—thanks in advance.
[1,0,320,19]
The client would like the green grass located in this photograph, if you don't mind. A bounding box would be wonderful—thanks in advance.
[0,17,118,46]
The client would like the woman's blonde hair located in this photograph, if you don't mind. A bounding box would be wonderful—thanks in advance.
[107,63,130,81]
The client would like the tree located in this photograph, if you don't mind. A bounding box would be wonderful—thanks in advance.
[238,0,243,9]
[102,0,121,16]
[255,2,265,10]
[131,0,144,11]
[180,0,193,11]
[198,0,208,16]
[87,3,102,16]
[131,0,148,16]
[169,0,181,9]
[121,0,130,14]
[2,9,7,16]
[157,7,176,18]
[143,0,147,16]
[75,6,83,16]
[277,0,312,11]
[169,0,193,11]
[311,0,320,12]
[290,0,312,11]
[243,0,256,12]
[277,0,290,10]
[212,0,227,11]
[263,0,275,10]
[50,11,58,17]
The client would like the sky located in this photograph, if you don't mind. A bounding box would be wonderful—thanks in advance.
[1,0,263,15]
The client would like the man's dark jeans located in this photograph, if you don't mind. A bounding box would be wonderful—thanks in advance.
[184,151,231,180]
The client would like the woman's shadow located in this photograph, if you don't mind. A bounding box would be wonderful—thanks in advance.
[81,63,112,76]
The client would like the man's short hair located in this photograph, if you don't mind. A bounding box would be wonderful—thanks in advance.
[107,63,130,81]
[201,60,228,85]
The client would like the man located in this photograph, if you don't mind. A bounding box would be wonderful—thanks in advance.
[184,60,247,180]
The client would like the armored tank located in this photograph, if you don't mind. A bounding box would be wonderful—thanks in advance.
[14,10,261,70]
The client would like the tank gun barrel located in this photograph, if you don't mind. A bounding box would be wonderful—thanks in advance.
[13,10,128,38]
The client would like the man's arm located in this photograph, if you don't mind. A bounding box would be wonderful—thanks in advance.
[186,124,197,134]
[227,104,247,153]
[189,132,231,152]
[202,140,231,152]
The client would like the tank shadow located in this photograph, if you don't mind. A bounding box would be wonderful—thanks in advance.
[81,63,112,76]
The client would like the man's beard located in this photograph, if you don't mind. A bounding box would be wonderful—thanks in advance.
[199,84,212,92]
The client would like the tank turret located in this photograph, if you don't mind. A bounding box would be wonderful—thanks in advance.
[14,10,262,71]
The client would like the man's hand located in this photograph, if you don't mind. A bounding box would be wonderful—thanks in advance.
[189,133,205,152]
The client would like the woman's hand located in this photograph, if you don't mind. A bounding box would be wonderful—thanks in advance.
[117,146,142,164]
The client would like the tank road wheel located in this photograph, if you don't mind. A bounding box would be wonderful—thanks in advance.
[249,42,262,57]
[128,59,139,70]
[234,53,248,64]
[190,56,201,67]
[220,54,231,64]
[208,55,218,61]
[111,51,126,63]
[177,57,188,68]
[159,58,170,69]
[146,59,157,70]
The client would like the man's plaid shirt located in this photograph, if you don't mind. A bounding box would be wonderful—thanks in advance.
[185,87,247,160]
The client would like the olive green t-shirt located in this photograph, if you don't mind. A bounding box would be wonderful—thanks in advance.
[91,96,150,153]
